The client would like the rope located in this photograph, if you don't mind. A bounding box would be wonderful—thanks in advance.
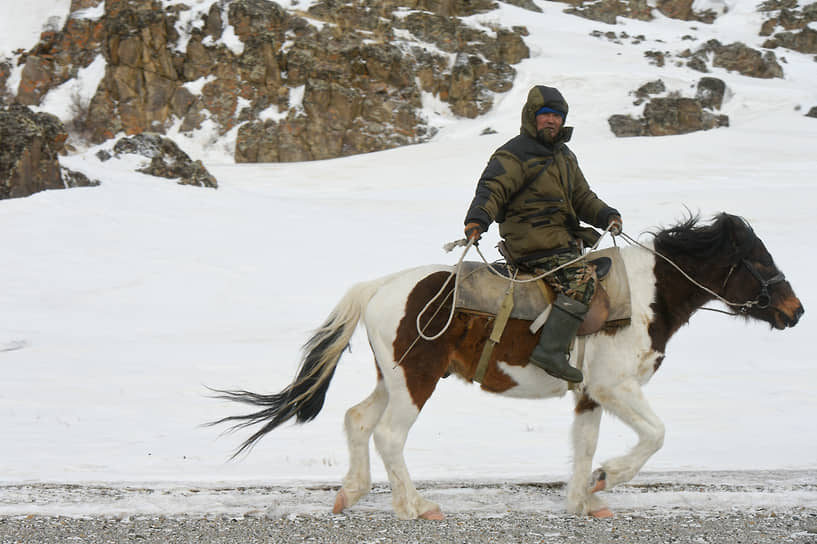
[413,239,475,343]
[618,231,755,313]
[415,225,615,345]
[401,224,759,366]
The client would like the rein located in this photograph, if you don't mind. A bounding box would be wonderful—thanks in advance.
[399,225,783,367]
[411,227,613,345]
[618,232,786,315]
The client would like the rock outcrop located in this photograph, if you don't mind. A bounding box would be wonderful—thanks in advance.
[98,133,218,188]
[13,0,530,163]
[608,78,729,137]
[760,1,817,54]
[0,104,98,199]
[682,40,785,78]
[555,0,719,24]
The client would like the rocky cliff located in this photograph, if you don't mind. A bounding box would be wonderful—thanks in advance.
[9,0,531,164]
[2,0,816,181]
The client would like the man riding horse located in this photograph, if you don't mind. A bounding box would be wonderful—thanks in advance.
[464,85,623,383]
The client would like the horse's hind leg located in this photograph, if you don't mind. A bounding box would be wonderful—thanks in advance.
[334,378,388,513]
[373,393,442,521]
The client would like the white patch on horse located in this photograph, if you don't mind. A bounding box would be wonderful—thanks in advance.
[495,361,569,398]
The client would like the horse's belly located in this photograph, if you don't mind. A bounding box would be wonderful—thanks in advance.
[491,361,569,398]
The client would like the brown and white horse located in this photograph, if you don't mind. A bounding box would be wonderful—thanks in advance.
[211,213,803,519]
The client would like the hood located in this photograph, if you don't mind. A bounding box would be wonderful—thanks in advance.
[520,85,570,139]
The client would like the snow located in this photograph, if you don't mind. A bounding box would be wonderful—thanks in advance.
[1,0,816,518]
[34,55,107,121]
[1,0,71,59]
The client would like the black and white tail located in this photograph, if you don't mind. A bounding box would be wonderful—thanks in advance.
[208,276,392,457]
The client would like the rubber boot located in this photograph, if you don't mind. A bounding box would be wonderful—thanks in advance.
[528,293,588,383]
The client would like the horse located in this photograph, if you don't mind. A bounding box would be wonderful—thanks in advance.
[209,213,803,520]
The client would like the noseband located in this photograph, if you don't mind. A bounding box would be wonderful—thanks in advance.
[726,258,787,311]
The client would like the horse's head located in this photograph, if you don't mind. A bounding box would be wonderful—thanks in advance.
[719,214,804,329]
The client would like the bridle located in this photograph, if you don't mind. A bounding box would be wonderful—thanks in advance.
[618,232,787,315]
[724,258,787,312]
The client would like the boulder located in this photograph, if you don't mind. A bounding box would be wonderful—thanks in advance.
[643,97,728,136]
[555,0,718,24]
[695,77,726,110]
[655,0,717,23]
[108,133,218,188]
[684,40,784,78]
[0,104,97,199]
[763,28,817,54]
[806,106,817,118]
[608,79,729,137]
[713,43,784,78]
[633,79,665,105]
[607,114,647,137]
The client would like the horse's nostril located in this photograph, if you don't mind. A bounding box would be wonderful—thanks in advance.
[787,304,805,327]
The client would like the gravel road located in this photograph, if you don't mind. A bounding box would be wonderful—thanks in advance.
[2,475,816,543]
[2,510,817,544]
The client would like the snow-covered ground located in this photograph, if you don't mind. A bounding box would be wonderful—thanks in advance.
[1,0,815,517]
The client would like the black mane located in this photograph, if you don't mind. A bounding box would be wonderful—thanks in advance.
[654,212,757,260]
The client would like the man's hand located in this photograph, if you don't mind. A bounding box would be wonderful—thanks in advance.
[608,215,623,236]
[464,222,484,243]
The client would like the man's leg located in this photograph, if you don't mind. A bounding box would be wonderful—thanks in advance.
[528,254,595,383]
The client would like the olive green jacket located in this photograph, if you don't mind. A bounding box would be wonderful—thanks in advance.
[464,86,618,261]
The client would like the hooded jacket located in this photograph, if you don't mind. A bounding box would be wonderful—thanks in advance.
[464,85,619,261]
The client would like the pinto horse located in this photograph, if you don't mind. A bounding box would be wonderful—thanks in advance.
[211,213,803,519]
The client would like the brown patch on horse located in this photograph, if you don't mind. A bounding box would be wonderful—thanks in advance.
[648,256,715,354]
[393,272,542,406]
[393,272,458,410]
[478,318,539,392]
[653,355,665,373]
[432,313,537,394]
[575,393,599,413]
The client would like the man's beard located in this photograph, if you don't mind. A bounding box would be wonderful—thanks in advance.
[537,127,559,144]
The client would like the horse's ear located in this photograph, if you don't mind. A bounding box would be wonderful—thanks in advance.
[721,213,754,250]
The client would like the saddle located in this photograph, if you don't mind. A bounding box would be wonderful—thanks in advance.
[454,246,632,335]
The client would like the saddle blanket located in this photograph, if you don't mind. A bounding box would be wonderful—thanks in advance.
[454,247,632,325]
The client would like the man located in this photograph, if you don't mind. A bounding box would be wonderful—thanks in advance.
[463,85,622,383]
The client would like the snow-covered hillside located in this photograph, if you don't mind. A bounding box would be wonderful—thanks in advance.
[1,0,815,517]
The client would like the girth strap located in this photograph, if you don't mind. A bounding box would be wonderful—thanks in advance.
[474,282,515,383]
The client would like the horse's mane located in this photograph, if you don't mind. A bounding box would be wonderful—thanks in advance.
[653,212,756,260]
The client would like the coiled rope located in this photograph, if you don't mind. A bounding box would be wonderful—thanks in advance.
[414,225,615,344]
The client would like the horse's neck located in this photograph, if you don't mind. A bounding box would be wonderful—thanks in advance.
[648,252,722,353]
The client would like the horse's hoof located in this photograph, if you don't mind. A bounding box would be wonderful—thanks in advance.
[419,507,444,520]
[590,508,614,519]
[590,469,607,493]
[332,489,347,514]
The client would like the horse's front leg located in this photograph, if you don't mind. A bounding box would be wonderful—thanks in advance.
[566,392,611,518]
[593,379,665,491]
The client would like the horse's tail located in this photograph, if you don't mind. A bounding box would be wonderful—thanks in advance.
[208,274,392,458]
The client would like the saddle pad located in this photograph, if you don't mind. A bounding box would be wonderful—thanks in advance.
[454,247,631,323]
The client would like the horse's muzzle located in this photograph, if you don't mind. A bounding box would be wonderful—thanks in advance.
[777,297,804,328]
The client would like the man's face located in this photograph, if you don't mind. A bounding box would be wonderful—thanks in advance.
[536,112,563,142]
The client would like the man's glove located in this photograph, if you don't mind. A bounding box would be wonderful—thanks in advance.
[608,215,623,236]
[464,222,484,243]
